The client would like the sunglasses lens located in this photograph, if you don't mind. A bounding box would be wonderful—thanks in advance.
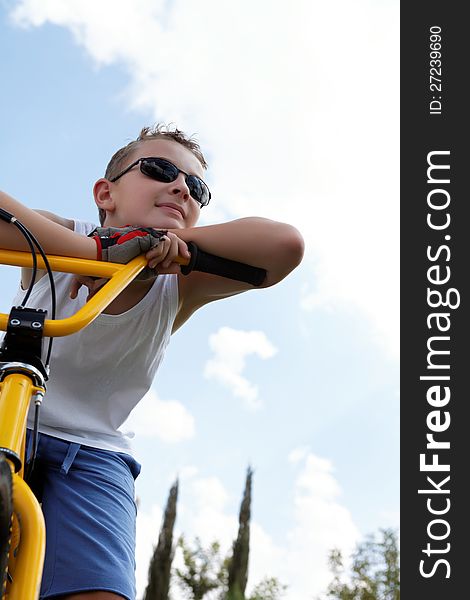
[187,177,208,207]
[141,159,178,183]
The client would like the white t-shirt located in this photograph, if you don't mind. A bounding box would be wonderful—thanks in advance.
[8,220,179,454]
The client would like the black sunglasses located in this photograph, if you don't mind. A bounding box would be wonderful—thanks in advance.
[109,157,211,207]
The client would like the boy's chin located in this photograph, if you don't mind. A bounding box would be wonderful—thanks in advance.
[150,219,185,230]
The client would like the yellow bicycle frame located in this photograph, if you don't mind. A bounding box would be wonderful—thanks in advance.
[0,250,152,599]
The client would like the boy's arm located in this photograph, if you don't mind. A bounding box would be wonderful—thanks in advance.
[19,210,75,288]
[169,217,304,332]
[0,191,96,258]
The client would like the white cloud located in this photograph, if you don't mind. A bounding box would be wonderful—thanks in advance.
[247,523,286,591]
[378,508,400,529]
[177,465,199,480]
[123,388,195,443]
[203,326,278,409]
[282,451,360,599]
[9,0,400,359]
[288,446,311,465]
[183,476,237,548]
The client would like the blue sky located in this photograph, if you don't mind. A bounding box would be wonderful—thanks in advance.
[0,1,399,598]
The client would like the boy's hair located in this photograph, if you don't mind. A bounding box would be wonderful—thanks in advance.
[99,124,208,225]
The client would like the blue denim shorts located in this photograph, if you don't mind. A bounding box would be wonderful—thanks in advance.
[25,431,141,600]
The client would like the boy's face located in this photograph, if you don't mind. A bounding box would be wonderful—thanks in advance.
[98,139,205,229]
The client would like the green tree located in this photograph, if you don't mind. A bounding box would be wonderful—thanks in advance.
[318,528,400,600]
[247,576,287,600]
[227,467,253,600]
[175,536,228,600]
[143,479,179,600]
[150,468,285,599]
[175,535,286,600]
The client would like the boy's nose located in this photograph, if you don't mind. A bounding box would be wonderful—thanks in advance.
[169,173,190,200]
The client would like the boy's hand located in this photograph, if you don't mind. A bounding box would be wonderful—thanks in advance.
[89,226,168,263]
[70,275,107,301]
[85,226,191,285]
[145,231,191,274]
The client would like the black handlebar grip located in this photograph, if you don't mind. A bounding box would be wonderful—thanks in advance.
[181,242,267,287]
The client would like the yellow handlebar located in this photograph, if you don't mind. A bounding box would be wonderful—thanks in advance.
[0,249,171,336]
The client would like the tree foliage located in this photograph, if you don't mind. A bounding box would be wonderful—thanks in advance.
[143,479,179,600]
[175,536,228,600]
[247,576,287,600]
[174,535,285,600]
[318,529,400,600]
[227,466,253,600]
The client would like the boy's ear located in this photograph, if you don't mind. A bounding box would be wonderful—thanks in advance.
[93,178,115,214]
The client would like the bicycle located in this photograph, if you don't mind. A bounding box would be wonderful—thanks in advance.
[0,218,265,599]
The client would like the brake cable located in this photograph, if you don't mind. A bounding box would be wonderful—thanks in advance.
[0,208,57,477]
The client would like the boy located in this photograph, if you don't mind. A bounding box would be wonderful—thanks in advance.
[0,124,304,600]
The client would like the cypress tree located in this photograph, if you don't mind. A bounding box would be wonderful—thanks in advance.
[227,466,253,600]
[144,479,179,600]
